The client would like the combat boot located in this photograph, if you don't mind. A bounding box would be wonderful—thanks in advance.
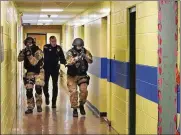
[73,109,78,117]
[79,104,86,115]
[52,99,57,108]
[45,97,50,105]
[37,106,42,112]
[25,109,33,114]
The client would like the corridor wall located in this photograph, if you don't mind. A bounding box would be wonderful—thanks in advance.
[1,1,18,134]
[62,1,180,134]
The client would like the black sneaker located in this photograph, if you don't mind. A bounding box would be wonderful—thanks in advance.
[45,98,50,105]
[79,105,86,115]
[52,103,56,108]
[25,109,33,114]
[37,106,42,112]
[73,109,78,117]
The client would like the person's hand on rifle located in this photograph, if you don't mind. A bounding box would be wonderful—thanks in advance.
[24,47,32,57]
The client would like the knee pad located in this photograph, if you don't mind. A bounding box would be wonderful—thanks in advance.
[80,83,88,90]
[35,85,42,95]
[77,75,90,86]
[26,89,33,99]
[24,77,35,85]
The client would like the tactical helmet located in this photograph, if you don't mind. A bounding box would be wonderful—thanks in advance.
[24,37,35,45]
[72,38,84,47]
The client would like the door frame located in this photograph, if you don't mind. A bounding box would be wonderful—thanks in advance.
[26,33,47,43]
[128,6,136,135]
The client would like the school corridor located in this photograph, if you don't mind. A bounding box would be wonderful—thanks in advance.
[0,1,180,134]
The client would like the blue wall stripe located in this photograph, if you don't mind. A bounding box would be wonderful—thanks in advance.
[88,57,180,113]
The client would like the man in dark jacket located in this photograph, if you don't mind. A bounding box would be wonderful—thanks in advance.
[43,36,66,108]
[18,37,44,114]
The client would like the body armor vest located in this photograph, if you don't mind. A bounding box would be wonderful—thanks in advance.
[67,48,88,76]
[24,45,43,73]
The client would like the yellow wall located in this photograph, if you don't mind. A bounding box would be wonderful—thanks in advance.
[1,1,18,134]
[62,1,179,134]
[111,1,158,134]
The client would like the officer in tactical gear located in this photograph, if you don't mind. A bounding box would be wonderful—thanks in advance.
[66,38,93,117]
[18,37,44,114]
[43,36,66,108]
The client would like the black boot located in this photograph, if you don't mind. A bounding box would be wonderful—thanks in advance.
[52,101,56,108]
[37,106,42,112]
[45,97,50,105]
[25,109,33,114]
[79,104,86,115]
[52,104,56,108]
[52,99,56,108]
[73,109,78,117]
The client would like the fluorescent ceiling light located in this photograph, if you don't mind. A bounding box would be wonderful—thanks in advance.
[51,15,58,18]
[74,23,80,26]
[40,15,47,17]
[80,19,89,23]
[41,9,63,12]
[89,14,98,18]
[45,23,51,25]
[100,8,110,13]
[23,20,37,22]
[37,23,43,25]
[38,20,53,22]
[40,14,58,18]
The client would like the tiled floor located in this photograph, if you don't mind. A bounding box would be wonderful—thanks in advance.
[12,79,118,134]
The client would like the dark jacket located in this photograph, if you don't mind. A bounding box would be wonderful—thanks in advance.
[43,44,66,70]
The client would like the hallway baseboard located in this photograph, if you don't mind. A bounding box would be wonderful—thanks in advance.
[86,100,107,117]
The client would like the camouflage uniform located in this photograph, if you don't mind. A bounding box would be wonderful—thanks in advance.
[66,48,93,108]
[18,45,44,111]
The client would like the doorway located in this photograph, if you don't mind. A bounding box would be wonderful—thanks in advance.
[128,6,136,135]
[27,33,47,50]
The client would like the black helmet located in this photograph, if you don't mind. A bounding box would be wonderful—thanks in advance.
[72,38,84,47]
[24,37,35,45]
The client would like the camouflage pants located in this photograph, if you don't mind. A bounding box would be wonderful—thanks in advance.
[67,75,90,108]
[23,69,45,109]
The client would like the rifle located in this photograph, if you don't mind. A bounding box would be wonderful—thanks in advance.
[65,48,85,67]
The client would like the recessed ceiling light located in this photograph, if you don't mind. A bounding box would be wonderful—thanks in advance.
[41,9,63,12]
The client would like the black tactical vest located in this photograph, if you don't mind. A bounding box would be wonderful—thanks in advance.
[67,48,88,76]
[24,45,43,73]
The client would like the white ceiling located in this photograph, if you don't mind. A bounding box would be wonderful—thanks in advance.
[14,1,99,25]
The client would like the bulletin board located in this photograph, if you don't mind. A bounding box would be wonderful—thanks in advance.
[157,1,178,134]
